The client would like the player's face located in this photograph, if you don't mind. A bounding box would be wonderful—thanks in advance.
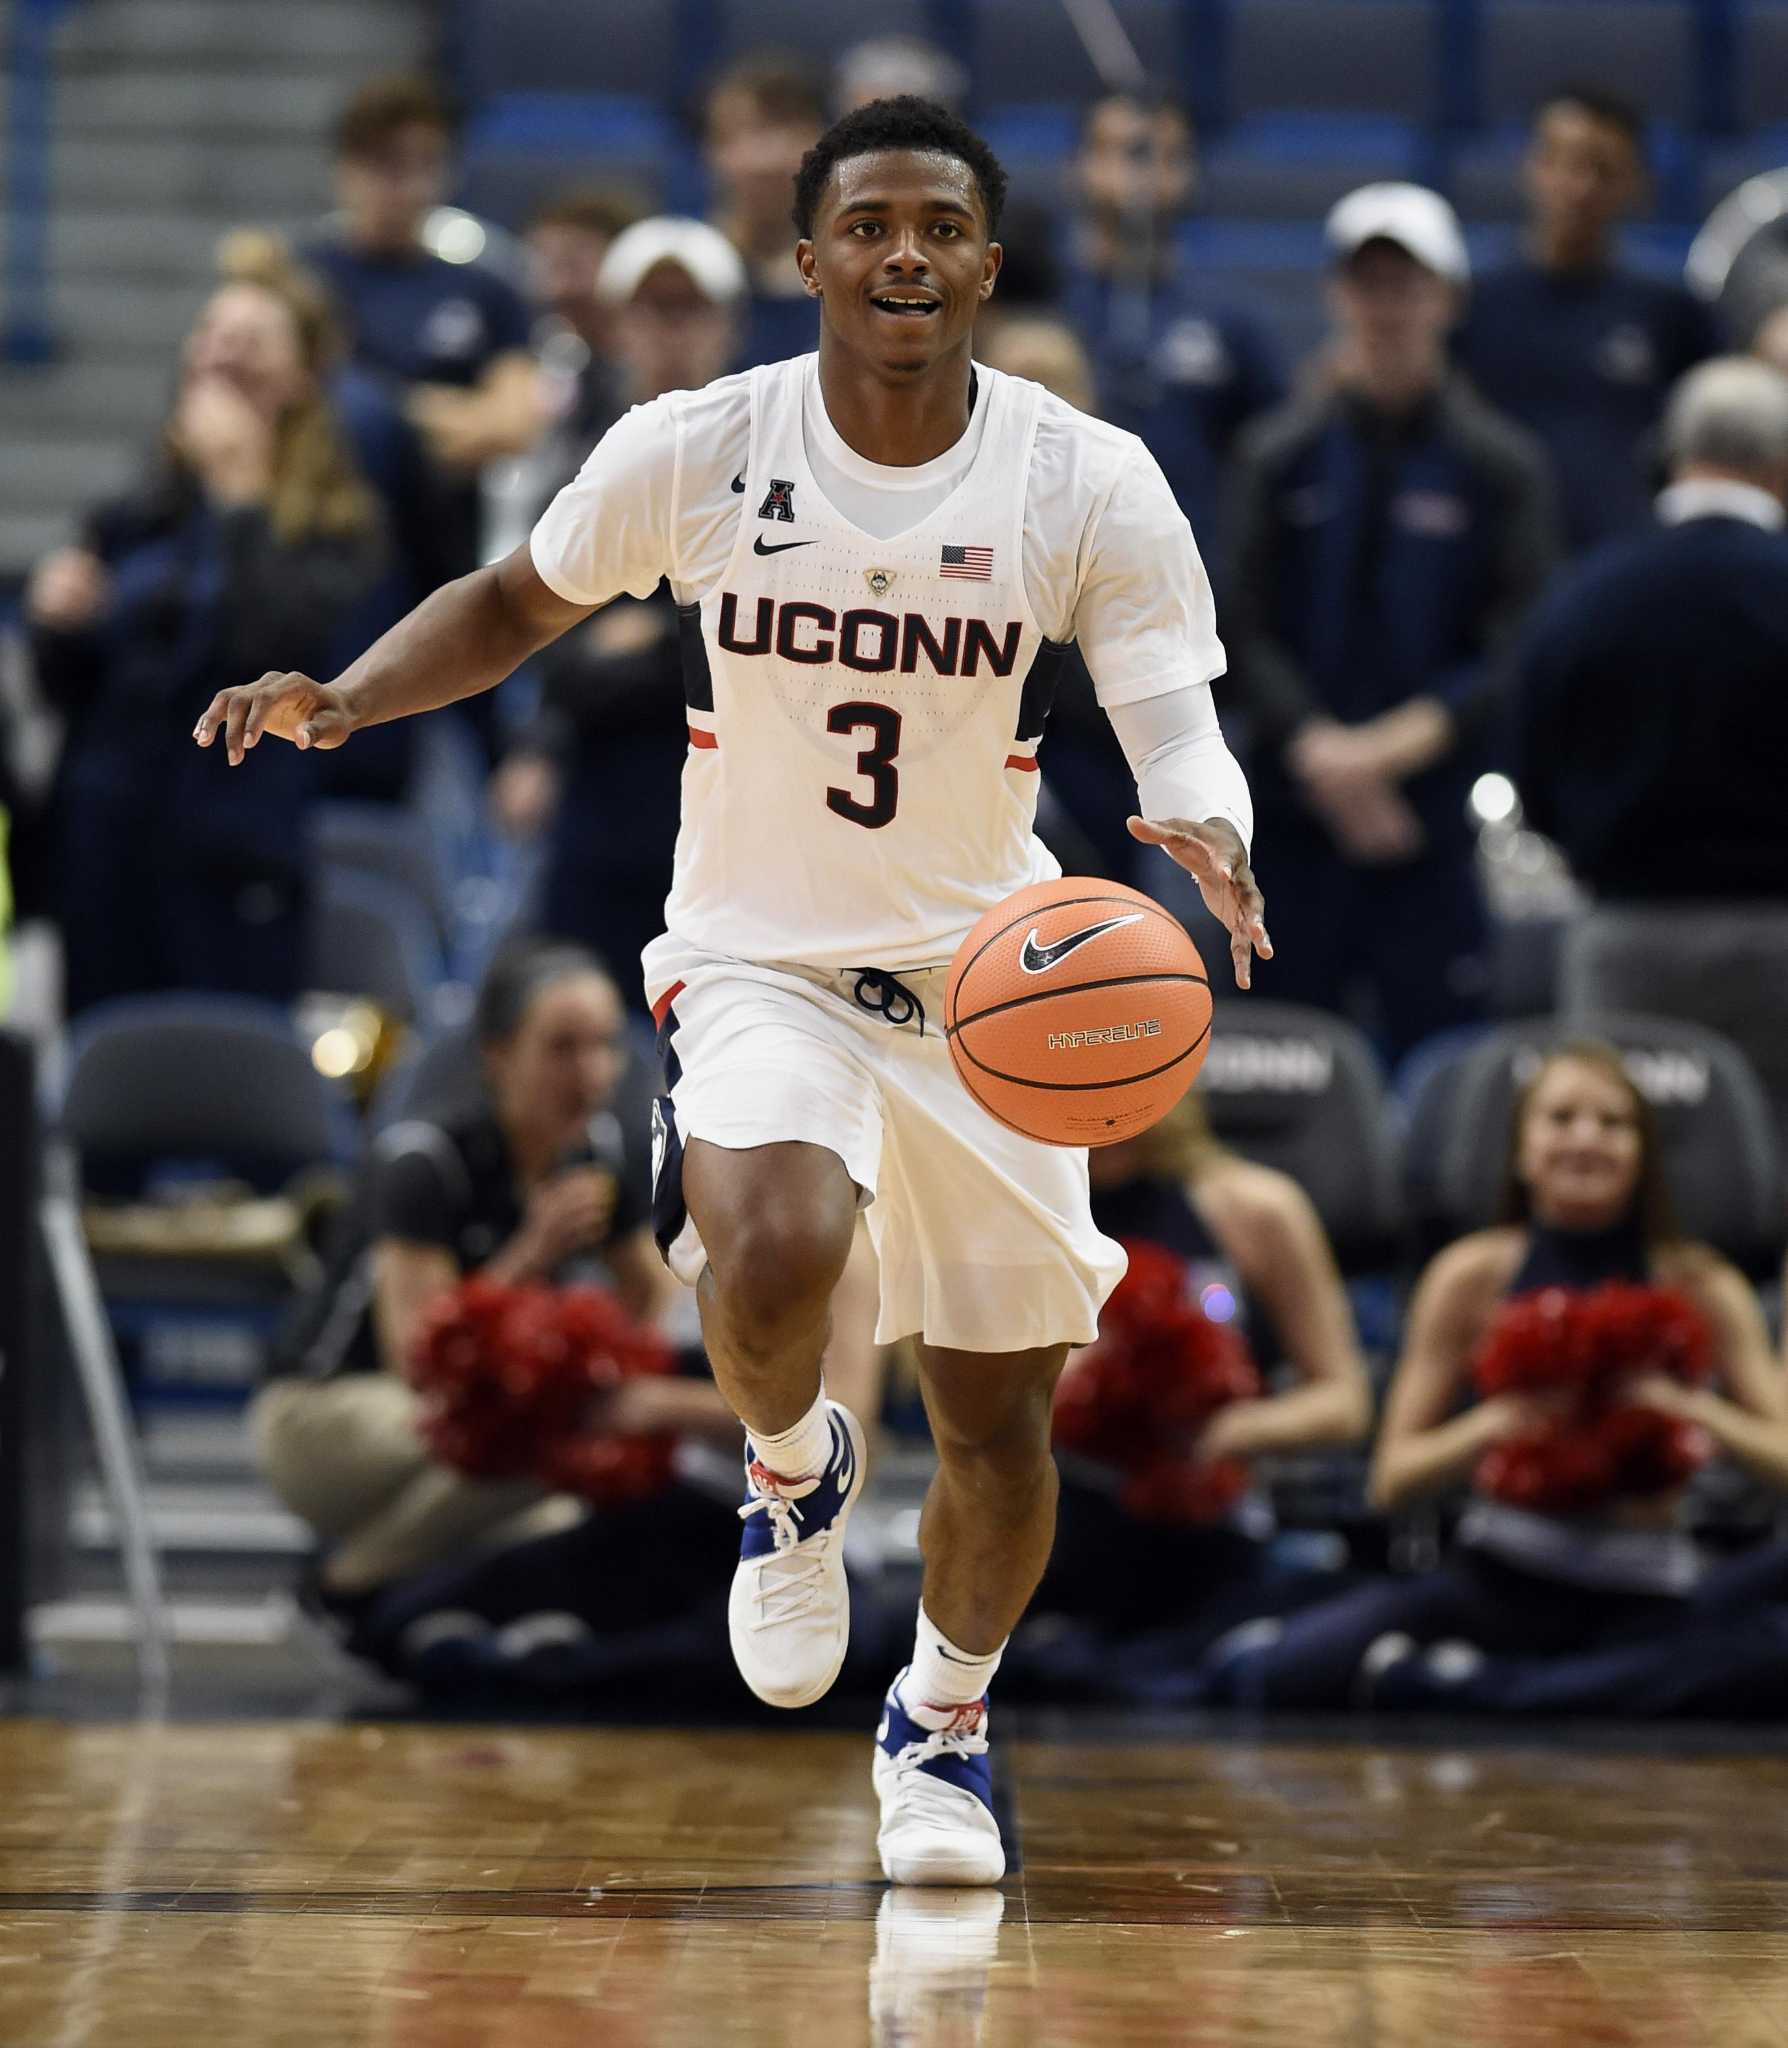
[1525,104,1644,245]
[800,149,1001,377]
[487,974,628,1149]
[1515,1057,1646,1228]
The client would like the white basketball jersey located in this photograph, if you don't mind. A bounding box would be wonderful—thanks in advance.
[666,357,1063,971]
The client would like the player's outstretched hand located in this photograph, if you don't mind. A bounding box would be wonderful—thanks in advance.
[1127,815,1272,992]
[192,672,354,767]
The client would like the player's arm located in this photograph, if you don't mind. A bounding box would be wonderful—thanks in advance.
[193,545,593,765]
[195,393,684,766]
[1069,446,1269,988]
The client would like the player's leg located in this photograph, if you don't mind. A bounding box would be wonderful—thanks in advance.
[872,1339,1068,1888]
[680,1133,872,1710]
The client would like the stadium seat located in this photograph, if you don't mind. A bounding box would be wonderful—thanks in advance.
[1199,114,1428,221]
[60,995,357,1194]
[307,870,450,1028]
[1559,904,1788,1157]
[455,0,690,103]
[458,96,675,229]
[964,0,1189,110]
[1472,0,1702,132]
[707,0,935,67]
[1737,1,1788,132]
[1430,1013,1784,1276]
[1225,0,1442,123]
[1193,999,1403,1274]
[313,801,453,950]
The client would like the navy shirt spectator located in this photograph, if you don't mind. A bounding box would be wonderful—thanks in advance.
[24,246,380,1015]
[490,220,747,1010]
[303,78,544,596]
[1228,186,1556,1058]
[1513,358,1788,903]
[702,57,824,372]
[1061,95,1285,554]
[1459,88,1720,554]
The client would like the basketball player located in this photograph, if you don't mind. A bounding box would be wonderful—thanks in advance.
[195,97,1268,1887]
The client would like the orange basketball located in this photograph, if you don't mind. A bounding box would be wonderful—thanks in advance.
[945,877,1213,1148]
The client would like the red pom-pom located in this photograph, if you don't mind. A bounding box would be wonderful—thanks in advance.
[1053,1239,1262,1525]
[1472,1282,1716,1513]
[407,1278,677,1503]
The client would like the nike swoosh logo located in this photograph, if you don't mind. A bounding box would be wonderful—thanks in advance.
[1018,912,1145,976]
[936,1644,981,1664]
[754,536,816,556]
[730,473,745,493]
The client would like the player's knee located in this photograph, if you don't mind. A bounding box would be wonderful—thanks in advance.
[707,1209,853,1358]
[932,1382,1059,1499]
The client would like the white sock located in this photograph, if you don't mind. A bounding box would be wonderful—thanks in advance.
[899,1603,1004,1729]
[745,1385,832,1493]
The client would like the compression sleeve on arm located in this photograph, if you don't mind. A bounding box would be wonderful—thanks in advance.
[1104,681,1255,856]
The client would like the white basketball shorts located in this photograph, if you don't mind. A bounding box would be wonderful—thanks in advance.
[643,935,1127,1354]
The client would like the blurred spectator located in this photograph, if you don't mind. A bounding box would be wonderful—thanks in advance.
[1458,87,1720,554]
[1061,94,1284,552]
[1016,1094,1368,1681]
[1204,1043,1788,1713]
[703,55,826,369]
[834,35,968,116]
[304,77,546,587]
[1513,359,1788,1132]
[492,221,745,1004]
[253,941,690,1608]
[1228,184,1556,1059]
[524,186,645,514]
[1513,358,1788,902]
[25,245,380,1016]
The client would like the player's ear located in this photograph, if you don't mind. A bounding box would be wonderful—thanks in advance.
[796,239,821,298]
[980,240,1003,301]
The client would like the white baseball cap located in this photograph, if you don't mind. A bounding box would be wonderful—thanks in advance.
[1325,182,1470,286]
[596,216,748,306]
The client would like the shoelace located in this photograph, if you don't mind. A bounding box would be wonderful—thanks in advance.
[884,1721,993,1833]
[892,1720,990,1777]
[850,967,927,1035]
[737,1472,834,1630]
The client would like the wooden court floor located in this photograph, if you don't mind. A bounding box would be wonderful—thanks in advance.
[3,1715,1788,2047]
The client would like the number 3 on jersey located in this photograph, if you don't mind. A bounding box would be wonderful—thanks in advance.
[826,700,901,829]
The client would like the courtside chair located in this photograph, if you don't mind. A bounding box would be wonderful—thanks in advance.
[43,997,359,1687]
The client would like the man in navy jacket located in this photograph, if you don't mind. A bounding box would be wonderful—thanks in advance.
[1512,357,1788,903]
[1227,184,1556,1059]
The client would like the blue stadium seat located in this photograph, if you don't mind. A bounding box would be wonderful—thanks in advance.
[707,0,935,68]
[1472,0,1702,131]
[1178,219,1332,367]
[1737,1,1788,131]
[964,0,1189,109]
[307,871,450,1028]
[1199,114,1428,220]
[1193,999,1404,1275]
[456,0,689,102]
[459,95,675,228]
[1430,1013,1784,1276]
[1225,0,1442,123]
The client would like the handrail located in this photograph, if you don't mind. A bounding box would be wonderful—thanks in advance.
[3,0,81,364]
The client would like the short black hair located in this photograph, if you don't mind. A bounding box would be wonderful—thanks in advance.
[792,95,1008,239]
[1535,83,1648,155]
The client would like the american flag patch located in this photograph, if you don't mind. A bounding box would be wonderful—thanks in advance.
[940,544,994,581]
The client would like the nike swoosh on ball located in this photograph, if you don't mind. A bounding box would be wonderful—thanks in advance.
[1017,913,1145,975]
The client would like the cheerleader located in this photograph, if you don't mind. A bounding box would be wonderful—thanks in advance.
[1208,1041,1788,1711]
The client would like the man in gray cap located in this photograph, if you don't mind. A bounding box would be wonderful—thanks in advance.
[1224,183,1557,1058]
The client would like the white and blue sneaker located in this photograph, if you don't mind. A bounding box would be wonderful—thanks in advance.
[729,1401,866,1708]
[872,1669,1006,1886]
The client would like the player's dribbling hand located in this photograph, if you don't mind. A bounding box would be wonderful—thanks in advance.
[192,672,354,766]
[1126,815,1272,992]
